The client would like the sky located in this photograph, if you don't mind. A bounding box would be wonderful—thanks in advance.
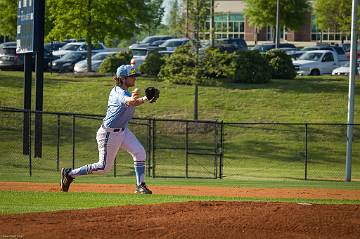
[161,0,179,24]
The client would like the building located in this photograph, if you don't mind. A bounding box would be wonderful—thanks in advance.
[201,0,349,43]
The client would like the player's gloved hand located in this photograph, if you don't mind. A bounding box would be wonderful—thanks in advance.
[145,87,160,103]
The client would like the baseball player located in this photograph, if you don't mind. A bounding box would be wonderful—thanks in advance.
[60,64,159,194]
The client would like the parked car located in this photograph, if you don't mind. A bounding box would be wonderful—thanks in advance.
[342,43,360,60]
[217,38,248,50]
[332,61,360,76]
[293,50,346,75]
[287,50,305,60]
[0,44,23,70]
[44,42,67,53]
[74,51,118,73]
[50,52,87,72]
[341,43,351,53]
[157,38,190,53]
[0,41,17,53]
[52,42,106,57]
[130,47,159,71]
[0,42,60,71]
[148,39,168,47]
[129,35,173,50]
[251,43,297,52]
[301,45,347,61]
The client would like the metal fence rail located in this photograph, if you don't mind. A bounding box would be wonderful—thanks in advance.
[0,107,359,181]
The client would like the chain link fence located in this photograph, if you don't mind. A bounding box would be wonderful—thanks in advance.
[0,107,359,181]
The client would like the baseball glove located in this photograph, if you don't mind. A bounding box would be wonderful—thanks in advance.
[145,87,160,103]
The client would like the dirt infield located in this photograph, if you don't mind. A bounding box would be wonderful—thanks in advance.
[1,182,360,239]
[1,201,360,239]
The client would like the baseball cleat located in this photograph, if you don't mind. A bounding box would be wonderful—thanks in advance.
[135,182,152,194]
[60,168,74,192]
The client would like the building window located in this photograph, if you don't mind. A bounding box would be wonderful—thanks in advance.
[310,15,350,42]
[203,13,245,40]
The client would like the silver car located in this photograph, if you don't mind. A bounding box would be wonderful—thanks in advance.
[52,42,106,57]
[74,51,118,73]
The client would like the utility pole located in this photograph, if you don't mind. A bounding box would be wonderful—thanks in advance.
[34,0,45,158]
[210,0,214,47]
[275,0,280,48]
[185,0,189,38]
[194,0,200,120]
[345,0,358,182]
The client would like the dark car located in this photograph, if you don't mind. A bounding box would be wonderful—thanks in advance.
[148,39,169,47]
[0,42,62,71]
[44,42,67,53]
[341,43,350,53]
[0,41,17,50]
[129,35,174,49]
[252,43,297,52]
[50,51,87,72]
[217,38,248,50]
[0,43,24,70]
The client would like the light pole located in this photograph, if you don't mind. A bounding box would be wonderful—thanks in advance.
[345,0,358,182]
[210,0,214,47]
[275,0,280,48]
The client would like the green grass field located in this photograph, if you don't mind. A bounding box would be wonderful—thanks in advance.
[1,71,359,122]
[1,71,360,215]
[1,190,359,215]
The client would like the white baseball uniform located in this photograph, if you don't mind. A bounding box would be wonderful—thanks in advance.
[68,86,146,186]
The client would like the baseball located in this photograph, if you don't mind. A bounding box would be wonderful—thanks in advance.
[132,88,140,99]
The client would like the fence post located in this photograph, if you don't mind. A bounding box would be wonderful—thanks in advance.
[72,115,75,169]
[185,121,189,178]
[304,123,308,180]
[29,110,32,177]
[214,121,218,179]
[113,157,117,177]
[152,119,156,178]
[57,114,60,171]
[147,119,152,177]
[219,121,224,179]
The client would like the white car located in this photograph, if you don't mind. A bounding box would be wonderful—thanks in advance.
[74,51,118,73]
[130,48,155,71]
[332,62,360,76]
[293,50,345,75]
[52,42,106,57]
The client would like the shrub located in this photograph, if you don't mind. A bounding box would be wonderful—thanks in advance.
[200,47,237,80]
[98,51,132,74]
[264,49,296,79]
[138,51,165,76]
[233,50,272,83]
[159,45,197,85]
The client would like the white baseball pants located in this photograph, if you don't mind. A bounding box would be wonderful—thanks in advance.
[69,126,146,180]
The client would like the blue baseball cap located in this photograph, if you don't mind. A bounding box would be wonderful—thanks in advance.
[116,65,139,77]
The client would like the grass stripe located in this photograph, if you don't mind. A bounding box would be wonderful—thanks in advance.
[1,191,359,215]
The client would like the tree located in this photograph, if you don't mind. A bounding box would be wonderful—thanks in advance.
[47,0,156,72]
[0,0,54,42]
[0,0,17,39]
[186,0,209,43]
[244,0,310,37]
[184,0,210,119]
[141,0,165,36]
[166,0,184,36]
[313,0,359,33]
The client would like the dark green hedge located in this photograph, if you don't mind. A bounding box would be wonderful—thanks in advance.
[264,49,296,79]
[233,50,272,83]
[98,51,132,74]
